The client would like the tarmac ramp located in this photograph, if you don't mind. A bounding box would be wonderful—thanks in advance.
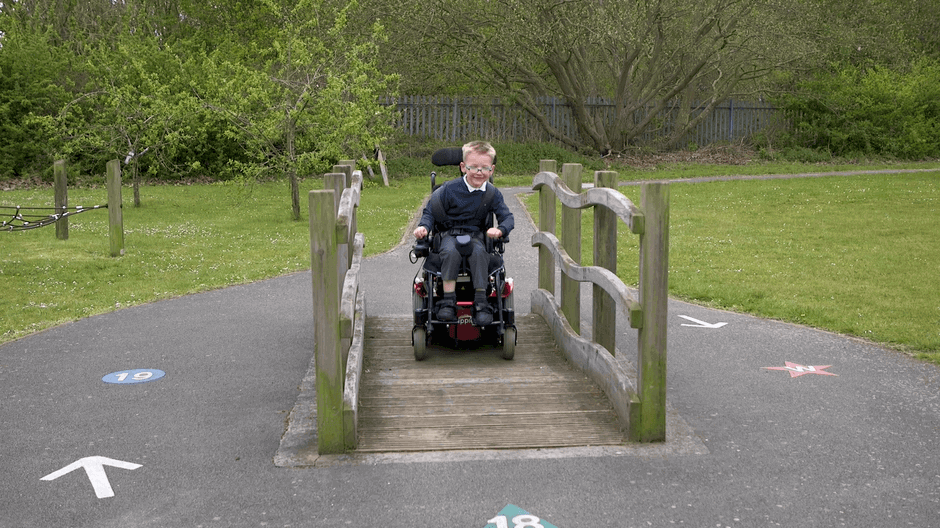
[355,314,626,452]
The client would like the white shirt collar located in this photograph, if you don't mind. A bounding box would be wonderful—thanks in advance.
[463,175,487,193]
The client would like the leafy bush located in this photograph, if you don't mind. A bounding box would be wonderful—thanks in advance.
[492,141,607,173]
[0,22,72,180]
[779,60,940,159]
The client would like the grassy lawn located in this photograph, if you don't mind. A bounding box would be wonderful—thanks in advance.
[0,177,428,343]
[2,160,939,366]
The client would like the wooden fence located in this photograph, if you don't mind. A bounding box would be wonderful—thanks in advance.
[309,161,366,454]
[531,161,668,442]
[382,95,786,148]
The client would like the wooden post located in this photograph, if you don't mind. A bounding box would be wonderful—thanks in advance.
[310,190,344,454]
[338,167,359,250]
[633,182,669,442]
[54,160,68,240]
[106,160,125,257]
[324,173,346,214]
[325,173,348,304]
[594,171,618,356]
[336,161,355,188]
[560,163,582,334]
[537,160,557,294]
[376,146,389,187]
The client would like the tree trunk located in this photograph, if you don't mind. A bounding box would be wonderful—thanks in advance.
[287,115,300,221]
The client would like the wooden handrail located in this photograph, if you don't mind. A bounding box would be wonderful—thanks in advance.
[336,170,363,244]
[531,231,642,327]
[531,165,668,443]
[532,171,645,234]
[310,163,365,455]
[340,232,365,339]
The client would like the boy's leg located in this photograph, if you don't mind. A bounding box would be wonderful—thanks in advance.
[437,235,459,320]
[468,242,493,326]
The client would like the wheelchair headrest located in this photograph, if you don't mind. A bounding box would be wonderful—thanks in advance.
[431,147,497,167]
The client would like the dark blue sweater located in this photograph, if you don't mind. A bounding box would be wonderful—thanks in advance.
[418,177,514,236]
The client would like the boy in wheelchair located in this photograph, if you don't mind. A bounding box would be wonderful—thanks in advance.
[412,141,514,327]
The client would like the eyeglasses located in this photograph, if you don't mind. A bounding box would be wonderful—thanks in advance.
[465,165,494,173]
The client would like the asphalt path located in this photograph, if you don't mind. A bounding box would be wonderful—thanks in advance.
[2,175,939,527]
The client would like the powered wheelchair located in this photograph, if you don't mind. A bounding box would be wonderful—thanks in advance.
[409,147,517,361]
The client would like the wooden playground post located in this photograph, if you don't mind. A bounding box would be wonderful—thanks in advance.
[106,160,125,257]
[537,160,557,293]
[54,160,68,240]
[593,170,618,356]
[560,163,582,334]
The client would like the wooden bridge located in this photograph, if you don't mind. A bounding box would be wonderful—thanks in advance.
[356,315,624,452]
[307,160,668,455]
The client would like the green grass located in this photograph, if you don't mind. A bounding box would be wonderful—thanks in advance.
[3,159,940,367]
[612,160,940,182]
[522,169,940,363]
[0,177,428,343]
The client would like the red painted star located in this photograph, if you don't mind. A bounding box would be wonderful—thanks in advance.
[764,361,838,378]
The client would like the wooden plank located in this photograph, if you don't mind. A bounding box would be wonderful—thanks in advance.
[355,314,626,452]
[362,383,604,399]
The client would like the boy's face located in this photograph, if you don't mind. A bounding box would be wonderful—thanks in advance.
[461,151,495,189]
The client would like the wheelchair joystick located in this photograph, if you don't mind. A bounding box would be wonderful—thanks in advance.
[413,237,430,258]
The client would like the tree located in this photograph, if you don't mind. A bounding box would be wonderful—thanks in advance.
[1,0,202,183]
[373,0,830,153]
[0,16,72,179]
[194,0,398,219]
[58,34,198,205]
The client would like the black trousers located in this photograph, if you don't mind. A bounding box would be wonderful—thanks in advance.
[439,233,489,290]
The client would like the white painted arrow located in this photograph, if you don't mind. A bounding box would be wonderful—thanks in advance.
[41,456,142,499]
[678,315,727,329]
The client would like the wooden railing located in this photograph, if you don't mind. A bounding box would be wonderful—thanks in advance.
[531,160,669,442]
[308,162,366,454]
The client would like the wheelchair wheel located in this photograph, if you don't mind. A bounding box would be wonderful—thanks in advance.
[413,327,428,361]
[501,327,516,360]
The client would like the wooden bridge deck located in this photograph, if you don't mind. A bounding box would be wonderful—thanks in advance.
[356,314,626,452]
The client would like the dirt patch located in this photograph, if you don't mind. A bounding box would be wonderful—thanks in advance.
[604,143,756,170]
[1,176,52,191]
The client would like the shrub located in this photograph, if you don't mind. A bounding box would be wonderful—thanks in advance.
[778,60,940,159]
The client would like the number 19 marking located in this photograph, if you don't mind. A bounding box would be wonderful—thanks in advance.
[102,369,165,384]
[116,371,152,381]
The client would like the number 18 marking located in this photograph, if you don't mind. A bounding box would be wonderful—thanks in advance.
[487,514,545,528]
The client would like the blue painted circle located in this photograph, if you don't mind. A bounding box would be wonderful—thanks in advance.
[102,369,166,384]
